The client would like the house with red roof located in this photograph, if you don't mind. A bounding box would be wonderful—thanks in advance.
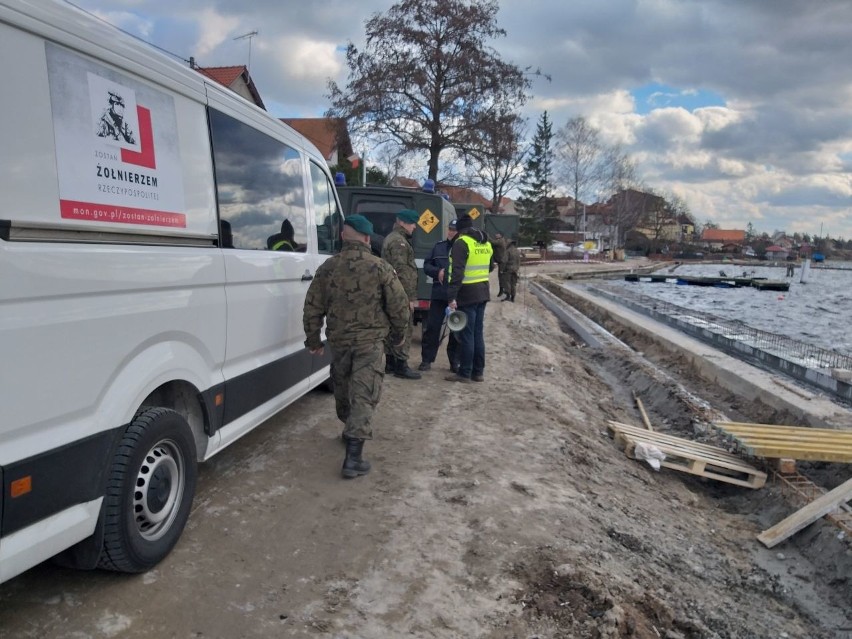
[195,65,265,110]
[765,245,789,260]
[700,228,746,250]
[280,118,353,166]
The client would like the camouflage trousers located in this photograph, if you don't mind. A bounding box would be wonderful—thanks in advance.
[385,316,413,363]
[497,262,508,292]
[506,271,519,298]
[331,340,385,440]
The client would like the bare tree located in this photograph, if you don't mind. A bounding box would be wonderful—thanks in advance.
[465,110,526,213]
[326,0,531,181]
[553,116,604,239]
[600,145,641,247]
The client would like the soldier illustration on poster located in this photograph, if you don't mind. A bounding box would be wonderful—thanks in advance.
[96,91,136,144]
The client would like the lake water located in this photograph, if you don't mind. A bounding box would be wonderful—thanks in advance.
[602,261,852,357]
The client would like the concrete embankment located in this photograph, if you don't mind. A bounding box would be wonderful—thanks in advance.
[538,274,852,430]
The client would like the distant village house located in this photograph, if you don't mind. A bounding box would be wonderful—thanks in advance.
[700,228,746,251]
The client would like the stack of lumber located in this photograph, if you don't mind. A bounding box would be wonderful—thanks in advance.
[713,421,852,462]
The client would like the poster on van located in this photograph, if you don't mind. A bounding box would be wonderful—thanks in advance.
[46,44,187,230]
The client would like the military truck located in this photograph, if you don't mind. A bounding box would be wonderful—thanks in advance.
[483,213,520,241]
[336,179,456,325]
[452,202,485,230]
[454,203,522,244]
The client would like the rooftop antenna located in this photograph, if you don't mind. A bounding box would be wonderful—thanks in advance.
[233,30,258,73]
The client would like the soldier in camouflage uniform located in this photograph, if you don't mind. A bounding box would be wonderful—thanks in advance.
[303,215,410,479]
[491,232,507,298]
[381,209,421,380]
[503,237,521,302]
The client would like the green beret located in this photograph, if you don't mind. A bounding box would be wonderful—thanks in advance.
[397,209,419,224]
[343,214,373,235]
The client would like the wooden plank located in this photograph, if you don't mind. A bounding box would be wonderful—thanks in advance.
[715,421,851,435]
[719,429,852,443]
[717,425,852,438]
[623,433,751,468]
[732,439,852,452]
[724,437,852,451]
[757,477,852,548]
[609,422,738,456]
[714,421,852,462]
[734,445,852,463]
[632,392,654,431]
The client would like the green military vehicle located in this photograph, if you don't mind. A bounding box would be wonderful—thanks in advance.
[483,213,520,242]
[452,202,485,230]
[454,201,521,242]
[336,178,456,325]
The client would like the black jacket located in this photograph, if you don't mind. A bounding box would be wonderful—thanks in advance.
[447,228,492,307]
[424,238,454,301]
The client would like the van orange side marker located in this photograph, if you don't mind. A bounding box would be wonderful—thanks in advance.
[215,393,224,406]
[11,476,32,498]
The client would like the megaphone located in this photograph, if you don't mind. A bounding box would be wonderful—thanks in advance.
[446,310,468,332]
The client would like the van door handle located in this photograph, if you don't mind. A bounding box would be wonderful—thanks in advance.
[301,272,314,281]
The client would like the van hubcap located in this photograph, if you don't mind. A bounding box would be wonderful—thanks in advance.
[133,440,185,541]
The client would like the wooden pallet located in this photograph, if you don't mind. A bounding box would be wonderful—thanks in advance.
[713,421,852,463]
[607,421,767,489]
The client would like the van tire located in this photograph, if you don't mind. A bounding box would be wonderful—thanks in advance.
[98,407,197,572]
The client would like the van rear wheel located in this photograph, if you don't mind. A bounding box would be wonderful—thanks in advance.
[98,407,197,572]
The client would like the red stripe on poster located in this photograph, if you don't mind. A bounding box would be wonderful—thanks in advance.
[121,106,156,169]
[60,200,186,228]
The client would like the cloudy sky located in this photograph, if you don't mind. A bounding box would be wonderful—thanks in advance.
[72,0,852,239]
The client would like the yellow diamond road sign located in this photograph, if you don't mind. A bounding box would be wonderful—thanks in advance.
[418,209,439,233]
[466,207,481,220]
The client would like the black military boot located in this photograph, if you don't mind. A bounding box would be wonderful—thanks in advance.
[385,355,395,373]
[394,359,422,379]
[341,438,371,479]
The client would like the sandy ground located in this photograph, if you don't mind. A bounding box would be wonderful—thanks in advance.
[1,259,850,639]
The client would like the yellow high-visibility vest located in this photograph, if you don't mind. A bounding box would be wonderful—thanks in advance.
[451,234,493,285]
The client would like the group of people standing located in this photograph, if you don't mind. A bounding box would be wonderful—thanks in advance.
[302,209,520,479]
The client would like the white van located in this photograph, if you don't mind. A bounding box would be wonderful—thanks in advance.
[0,0,344,583]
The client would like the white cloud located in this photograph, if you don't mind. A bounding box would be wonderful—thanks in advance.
[71,0,852,238]
[194,8,240,57]
[87,10,154,38]
[268,37,341,81]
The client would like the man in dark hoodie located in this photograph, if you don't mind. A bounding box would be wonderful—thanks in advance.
[419,219,461,372]
[445,215,494,383]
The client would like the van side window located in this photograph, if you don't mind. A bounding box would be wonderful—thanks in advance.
[209,109,308,251]
[309,162,342,255]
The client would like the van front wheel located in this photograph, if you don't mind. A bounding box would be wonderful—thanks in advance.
[98,407,198,572]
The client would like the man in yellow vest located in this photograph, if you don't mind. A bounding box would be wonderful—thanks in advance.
[445,215,494,383]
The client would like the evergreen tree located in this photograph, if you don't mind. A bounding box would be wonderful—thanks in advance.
[517,112,555,245]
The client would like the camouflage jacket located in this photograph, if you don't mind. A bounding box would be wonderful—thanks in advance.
[381,226,418,300]
[505,243,521,273]
[303,241,410,350]
[491,236,507,264]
